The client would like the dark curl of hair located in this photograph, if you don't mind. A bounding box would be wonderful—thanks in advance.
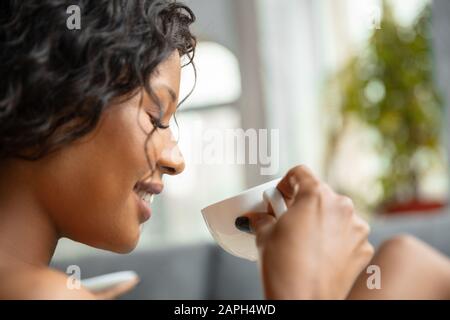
[0,0,196,161]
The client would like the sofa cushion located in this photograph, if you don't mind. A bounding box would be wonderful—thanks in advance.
[51,243,215,299]
[208,247,263,299]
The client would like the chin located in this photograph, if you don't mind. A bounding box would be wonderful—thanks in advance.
[114,232,141,253]
[112,243,138,254]
[95,226,141,254]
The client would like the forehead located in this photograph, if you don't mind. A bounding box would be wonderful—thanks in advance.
[151,51,181,91]
[144,51,181,116]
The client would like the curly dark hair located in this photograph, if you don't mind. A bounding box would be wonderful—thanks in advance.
[0,0,196,161]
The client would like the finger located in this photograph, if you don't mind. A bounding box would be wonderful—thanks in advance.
[94,277,140,300]
[237,212,277,248]
[353,214,371,236]
[277,165,319,206]
[235,201,275,234]
[362,242,375,261]
[336,195,355,217]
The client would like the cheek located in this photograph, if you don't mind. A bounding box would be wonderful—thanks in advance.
[40,106,155,250]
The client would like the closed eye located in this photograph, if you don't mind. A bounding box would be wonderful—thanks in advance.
[147,112,170,130]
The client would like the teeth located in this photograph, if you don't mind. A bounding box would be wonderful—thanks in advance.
[137,190,146,199]
[135,189,154,204]
[142,193,153,203]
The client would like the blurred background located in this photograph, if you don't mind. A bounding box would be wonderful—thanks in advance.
[52,0,450,299]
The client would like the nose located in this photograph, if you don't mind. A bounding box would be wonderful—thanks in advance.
[157,141,185,176]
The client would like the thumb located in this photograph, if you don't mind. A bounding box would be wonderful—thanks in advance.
[236,212,277,248]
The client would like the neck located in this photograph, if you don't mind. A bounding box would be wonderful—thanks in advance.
[0,160,58,268]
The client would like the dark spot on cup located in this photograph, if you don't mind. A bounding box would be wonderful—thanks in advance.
[235,216,252,233]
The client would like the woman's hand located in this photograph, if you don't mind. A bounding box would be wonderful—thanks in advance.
[242,165,374,299]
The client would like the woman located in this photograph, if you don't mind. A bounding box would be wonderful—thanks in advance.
[0,0,449,299]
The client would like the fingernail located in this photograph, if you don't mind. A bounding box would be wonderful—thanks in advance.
[235,216,252,233]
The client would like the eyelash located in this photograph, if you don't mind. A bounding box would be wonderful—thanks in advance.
[147,113,170,130]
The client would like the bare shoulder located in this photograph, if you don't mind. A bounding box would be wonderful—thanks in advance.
[0,265,96,300]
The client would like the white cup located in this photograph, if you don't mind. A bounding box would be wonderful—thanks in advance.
[201,178,287,261]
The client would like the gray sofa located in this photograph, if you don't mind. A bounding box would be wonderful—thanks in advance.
[51,211,450,299]
[52,242,264,299]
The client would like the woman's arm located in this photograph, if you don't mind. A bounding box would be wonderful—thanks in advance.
[0,266,138,300]
[348,235,450,299]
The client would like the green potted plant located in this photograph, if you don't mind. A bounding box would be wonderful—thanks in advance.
[325,1,446,214]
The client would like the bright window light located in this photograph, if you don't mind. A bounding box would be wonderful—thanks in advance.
[179,41,242,109]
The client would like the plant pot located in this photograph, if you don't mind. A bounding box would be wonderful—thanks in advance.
[381,198,447,215]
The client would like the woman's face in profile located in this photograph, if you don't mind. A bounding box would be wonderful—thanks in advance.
[33,51,185,253]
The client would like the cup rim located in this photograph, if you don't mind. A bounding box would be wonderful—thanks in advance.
[201,178,281,212]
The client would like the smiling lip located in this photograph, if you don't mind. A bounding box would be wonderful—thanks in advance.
[134,191,152,222]
[133,180,162,223]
